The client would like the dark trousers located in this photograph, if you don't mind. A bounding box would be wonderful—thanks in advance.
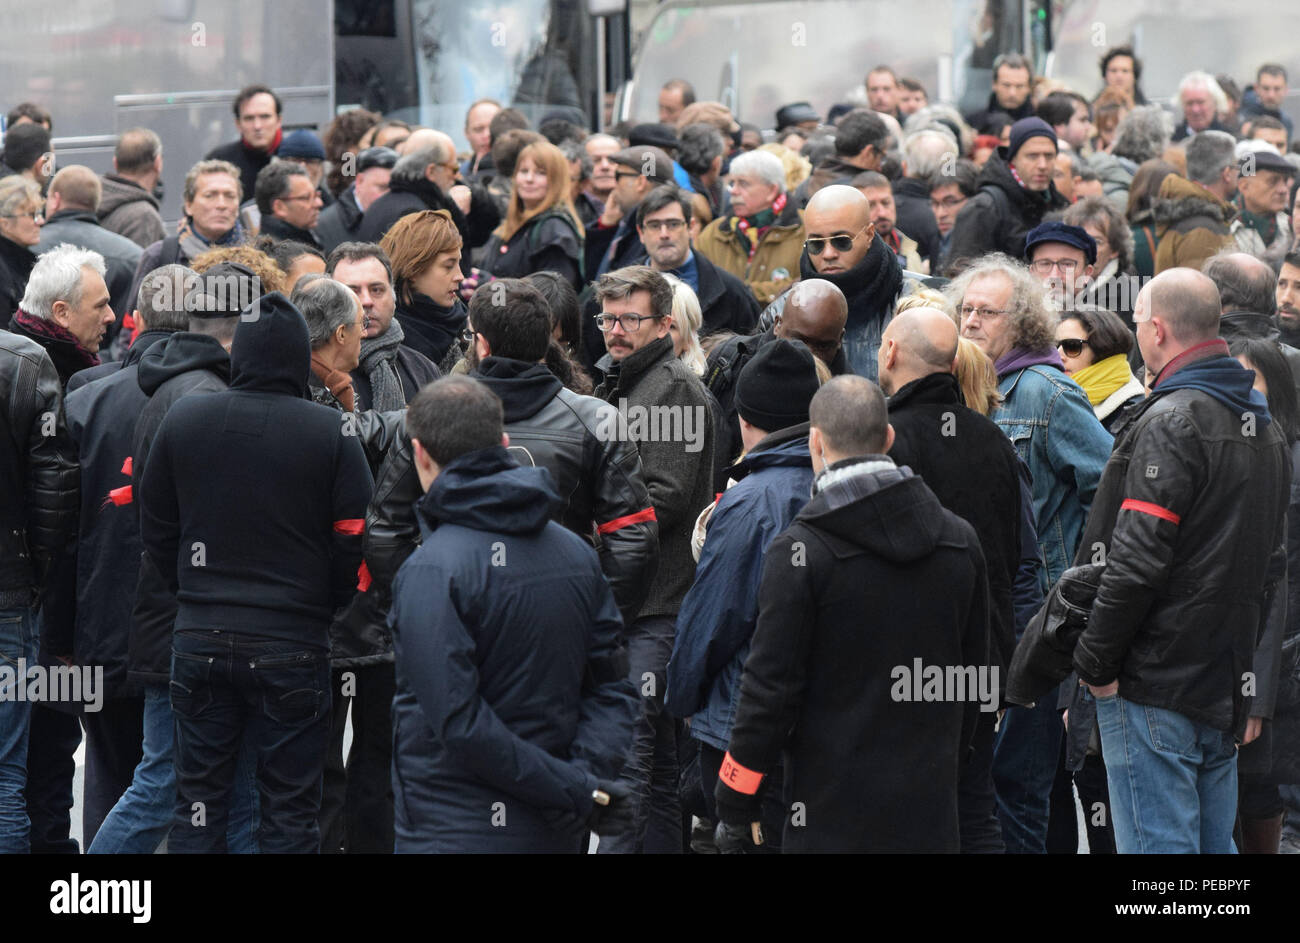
[80,695,145,848]
[597,615,680,854]
[319,662,396,853]
[699,741,786,852]
[26,704,82,853]
[169,629,331,854]
[958,710,1005,853]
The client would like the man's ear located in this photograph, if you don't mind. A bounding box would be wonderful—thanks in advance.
[475,332,491,361]
[808,425,822,456]
[501,432,510,448]
[883,422,896,455]
[50,299,71,329]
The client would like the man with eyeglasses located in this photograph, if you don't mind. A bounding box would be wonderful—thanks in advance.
[585,146,676,281]
[591,265,714,853]
[951,254,1112,854]
[635,185,758,336]
[1023,221,1097,311]
[254,160,324,248]
[928,159,978,274]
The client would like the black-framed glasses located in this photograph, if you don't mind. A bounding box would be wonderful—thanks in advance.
[1055,337,1090,356]
[594,312,662,333]
[614,171,640,181]
[461,327,478,344]
[805,226,869,256]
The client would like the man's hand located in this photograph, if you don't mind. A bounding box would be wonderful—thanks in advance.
[1242,715,1263,745]
[598,199,623,228]
[1085,680,1118,699]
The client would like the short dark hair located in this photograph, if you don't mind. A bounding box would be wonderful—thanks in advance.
[489,108,531,145]
[526,270,582,349]
[469,278,552,363]
[258,237,324,273]
[7,102,51,131]
[1285,249,1300,271]
[1060,307,1133,361]
[1249,114,1287,135]
[835,109,889,159]
[407,376,504,467]
[594,266,673,321]
[1,123,51,173]
[992,53,1034,82]
[539,118,586,147]
[809,375,889,454]
[1036,92,1078,128]
[1202,251,1277,315]
[636,185,693,228]
[928,158,979,197]
[326,242,393,283]
[899,77,925,94]
[1258,63,1288,83]
[233,84,282,118]
[662,78,696,106]
[255,160,310,215]
[1100,45,1142,81]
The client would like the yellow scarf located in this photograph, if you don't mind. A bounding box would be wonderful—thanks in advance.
[1071,353,1134,406]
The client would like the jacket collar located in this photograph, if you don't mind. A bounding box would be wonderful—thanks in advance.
[887,371,962,409]
[727,421,811,481]
[45,209,102,227]
[1154,338,1230,386]
[604,333,675,393]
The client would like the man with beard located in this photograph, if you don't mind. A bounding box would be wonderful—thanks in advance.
[759,185,920,381]
[1275,250,1300,348]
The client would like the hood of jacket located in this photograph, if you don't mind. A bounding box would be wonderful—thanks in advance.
[797,231,903,328]
[99,174,159,216]
[799,457,951,563]
[728,422,811,482]
[136,330,232,396]
[1153,175,1236,227]
[1155,344,1270,424]
[1219,309,1280,344]
[228,292,311,396]
[471,356,564,422]
[417,445,559,536]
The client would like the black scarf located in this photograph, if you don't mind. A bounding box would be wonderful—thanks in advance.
[798,233,903,327]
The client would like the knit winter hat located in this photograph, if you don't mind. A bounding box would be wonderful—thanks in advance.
[735,338,820,433]
[1006,117,1058,160]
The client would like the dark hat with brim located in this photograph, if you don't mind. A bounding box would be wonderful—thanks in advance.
[1024,221,1097,266]
[611,146,676,185]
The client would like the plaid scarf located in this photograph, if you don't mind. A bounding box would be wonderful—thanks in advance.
[13,308,100,369]
[735,192,787,259]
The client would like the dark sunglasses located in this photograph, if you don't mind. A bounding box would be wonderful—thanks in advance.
[804,226,869,256]
[1055,337,1090,356]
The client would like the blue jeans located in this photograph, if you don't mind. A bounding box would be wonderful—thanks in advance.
[169,629,330,854]
[0,606,36,853]
[87,685,260,854]
[597,615,680,854]
[1096,695,1239,854]
[992,687,1063,854]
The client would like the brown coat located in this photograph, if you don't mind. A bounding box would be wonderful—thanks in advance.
[1153,175,1237,274]
[695,200,805,305]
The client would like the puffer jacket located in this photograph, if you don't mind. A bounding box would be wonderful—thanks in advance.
[945,148,1069,267]
[0,331,78,607]
[389,446,638,852]
[666,424,814,750]
[1072,341,1290,737]
[695,197,805,305]
[365,356,660,628]
[1153,174,1238,274]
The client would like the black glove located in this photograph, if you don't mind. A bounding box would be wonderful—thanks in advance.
[714,819,763,854]
[589,779,633,837]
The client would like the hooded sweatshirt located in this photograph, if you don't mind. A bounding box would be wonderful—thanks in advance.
[138,293,374,643]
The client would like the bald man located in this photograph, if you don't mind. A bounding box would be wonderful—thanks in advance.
[705,278,849,489]
[761,185,918,380]
[1072,268,1290,854]
[881,305,1026,852]
[37,165,143,343]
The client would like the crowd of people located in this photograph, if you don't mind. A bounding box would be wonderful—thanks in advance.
[0,44,1299,854]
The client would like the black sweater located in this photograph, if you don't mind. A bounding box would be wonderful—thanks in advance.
[139,294,374,643]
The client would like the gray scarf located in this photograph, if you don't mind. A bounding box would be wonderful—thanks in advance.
[357,319,408,412]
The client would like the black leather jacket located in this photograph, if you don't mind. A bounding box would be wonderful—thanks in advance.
[0,332,79,606]
[365,357,659,628]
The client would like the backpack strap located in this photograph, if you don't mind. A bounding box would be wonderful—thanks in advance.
[1140,224,1157,262]
[160,235,183,266]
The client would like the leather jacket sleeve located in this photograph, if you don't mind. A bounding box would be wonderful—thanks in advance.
[349,408,406,473]
[587,402,659,626]
[21,349,79,587]
[363,433,423,592]
[1073,411,1203,685]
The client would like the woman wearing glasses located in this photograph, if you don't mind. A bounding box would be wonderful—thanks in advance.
[479,140,585,291]
[1054,306,1145,433]
[0,176,43,321]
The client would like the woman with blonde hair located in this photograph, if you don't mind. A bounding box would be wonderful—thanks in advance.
[480,139,584,289]
[380,208,466,370]
[663,273,708,376]
[954,337,1004,416]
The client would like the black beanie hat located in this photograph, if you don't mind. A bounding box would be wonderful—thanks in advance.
[1006,117,1057,160]
[735,338,820,433]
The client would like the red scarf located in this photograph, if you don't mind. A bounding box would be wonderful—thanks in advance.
[13,308,100,368]
[243,126,283,156]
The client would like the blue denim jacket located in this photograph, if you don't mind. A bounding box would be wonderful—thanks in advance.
[995,365,1113,595]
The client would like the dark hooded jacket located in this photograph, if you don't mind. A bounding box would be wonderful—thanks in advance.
[389,446,638,853]
[945,148,1069,267]
[355,175,499,249]
[40,330,173,696]
[127,330,234,685]
[715,458,991,852]
[314,185,364,254]
[892,176,942,266]
[97,173,166,249]
[258,214,322,248]
[363,355,660,628]
[1072,342,1290,737]
[139,293,373,645]
[964,92,1035,135]
[1152,174,1237,274]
